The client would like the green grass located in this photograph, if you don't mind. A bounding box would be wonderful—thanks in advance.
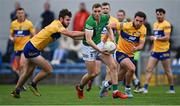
[0,84,180,105]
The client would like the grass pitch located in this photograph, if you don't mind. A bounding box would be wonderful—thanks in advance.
[0,84,180,105]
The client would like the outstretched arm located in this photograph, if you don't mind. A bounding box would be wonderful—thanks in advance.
[60,29,85,38]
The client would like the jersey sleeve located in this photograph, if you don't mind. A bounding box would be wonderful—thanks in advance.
[164,22,171,33]
[10,22,14,36]
[84,18,94,31]
[140,26,147,41]
[57,23,66,32]
[29,21,35,35]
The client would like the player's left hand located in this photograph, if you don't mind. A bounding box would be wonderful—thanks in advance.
[149,36,157,41]
[100,49,111,55]
[131,46,137,52]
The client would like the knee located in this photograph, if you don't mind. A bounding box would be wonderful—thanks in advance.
[164,69,172,75]
[128,66,135,73]
[146,66,153,73]
[89,71,99,78]
[19,64,24,71]
[92,71,99,77]
[46,66,53,75]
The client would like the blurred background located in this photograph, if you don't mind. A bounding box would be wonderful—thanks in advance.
[0,0,180,86]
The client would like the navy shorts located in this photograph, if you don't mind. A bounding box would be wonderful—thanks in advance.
[151,50,170,60]
[15,51,23,56]
[23,41,41,58]
[115,51,135,64]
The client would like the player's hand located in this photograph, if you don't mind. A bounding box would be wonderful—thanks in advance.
[100,49,110,55]
[110,23,117,29]
[9,37,14,42]
[131,46,137,52]
[149,36,157,41]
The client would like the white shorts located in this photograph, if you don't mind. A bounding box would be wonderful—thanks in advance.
[81,42,104,61]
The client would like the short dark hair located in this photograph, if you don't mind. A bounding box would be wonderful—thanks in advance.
[102,2,110,7]
[17,7,24,11]
[134,11,146,20]
[92,3,101,10]
[156,8,166,14]
[118,9,126,15]
[59,9,72,19]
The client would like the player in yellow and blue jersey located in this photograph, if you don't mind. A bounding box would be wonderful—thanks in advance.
[100,11,147,98]
[11,9,85,98]
[10,8,35,90]
[116,11,146,98]
[142,8,175,94]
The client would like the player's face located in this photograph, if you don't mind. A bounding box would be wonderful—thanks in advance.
[62,16,71,28]
[16,10,25,20]
[117,12,125,22]
[102,5,110,14]
[133,16,144,29]
[156,12,165,22]
[92,7,102,20]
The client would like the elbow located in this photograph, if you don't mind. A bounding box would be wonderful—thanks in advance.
[86,40,92,45]
[138,44,144,50]
[166,37,170,41]
[86,40,91,45]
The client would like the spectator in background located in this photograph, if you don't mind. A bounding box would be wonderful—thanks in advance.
[0,49,2,67]
[73,2,89,31]
[40,2,56,60]
[41,2,55,29]
[66,40,82,63]
[51,36,72,64]
[10,1,21,21]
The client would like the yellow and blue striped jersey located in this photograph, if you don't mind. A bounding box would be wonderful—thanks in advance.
[152,20,171,52]
[30,20,65,50]
[101,16,119,43]
[116,22,146,57]
[10,19,34,51]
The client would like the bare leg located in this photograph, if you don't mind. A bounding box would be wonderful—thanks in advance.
[80,61,100,88]
[15,54,36,89]
[31,56,53,84]
[161,59,174,91]
[144,57,158,84]
[119,58,136,87]
[100,54,118,85]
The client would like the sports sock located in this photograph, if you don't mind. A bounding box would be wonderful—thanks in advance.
[170,85,174,91]
[79,84,84,90]
[126,85,131,88]
[133,79,139,86]
[112,85,118,91]
[15,88,20,94]
[104,80,112,87]
[31,81,37,88]
[144,84,148,90]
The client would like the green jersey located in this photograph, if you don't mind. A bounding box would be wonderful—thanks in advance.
[83,14,109,46]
